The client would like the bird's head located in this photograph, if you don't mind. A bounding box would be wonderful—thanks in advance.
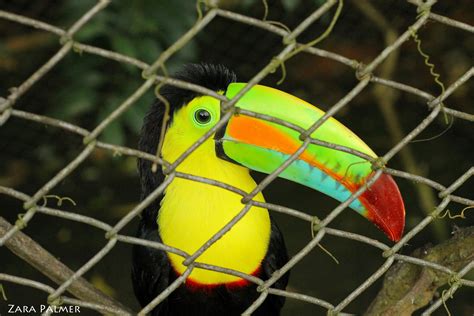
[139,63,405,241]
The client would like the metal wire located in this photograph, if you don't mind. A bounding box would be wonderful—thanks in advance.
[0,0,473,315]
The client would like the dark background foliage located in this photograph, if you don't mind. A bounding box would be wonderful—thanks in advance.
[1,0,473,315]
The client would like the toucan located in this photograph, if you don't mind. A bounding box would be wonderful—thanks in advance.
[132,63,405,316]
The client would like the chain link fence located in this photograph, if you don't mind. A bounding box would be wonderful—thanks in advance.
[0,0,473,315]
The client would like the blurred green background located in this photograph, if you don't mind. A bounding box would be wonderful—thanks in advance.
[1,0,473,315]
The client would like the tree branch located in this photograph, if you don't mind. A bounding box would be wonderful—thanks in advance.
[365,226,474,316]
[0,216,133,314]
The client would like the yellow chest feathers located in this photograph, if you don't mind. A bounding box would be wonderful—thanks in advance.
[158,150,271,285]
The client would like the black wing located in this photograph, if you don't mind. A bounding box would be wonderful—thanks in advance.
[257,217,290,315]
[132,220,171,314]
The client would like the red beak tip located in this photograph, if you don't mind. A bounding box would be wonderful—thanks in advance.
[387,224,404,242]
[360,173,406,242]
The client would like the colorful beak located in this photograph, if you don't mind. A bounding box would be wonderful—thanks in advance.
[215,83,405,241]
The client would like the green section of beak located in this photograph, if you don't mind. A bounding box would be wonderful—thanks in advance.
[225,83,376,185]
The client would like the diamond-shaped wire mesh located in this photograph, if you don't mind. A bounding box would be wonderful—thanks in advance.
[0,0,473,315]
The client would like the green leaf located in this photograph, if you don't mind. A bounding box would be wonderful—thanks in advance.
[282,0,301,12]
[75,18,107,42]
[110,34,138,58]
[50,87,96,119]
[100,119,125,145]
[123,99,150,134]
[137,38,163,63]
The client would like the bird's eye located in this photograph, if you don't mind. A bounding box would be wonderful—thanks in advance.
[194,109,211,125]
